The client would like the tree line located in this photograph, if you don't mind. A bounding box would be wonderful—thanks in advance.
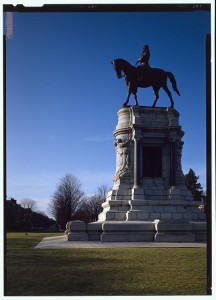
[6,198,57,231]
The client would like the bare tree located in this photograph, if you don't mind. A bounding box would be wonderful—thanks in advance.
[20,198,38,212]
[97,184,110,199]
[90,184,110,221]
[74,184,110,222]
[48,173,84,229]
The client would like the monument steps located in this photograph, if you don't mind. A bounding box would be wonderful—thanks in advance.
[66,219,206,242]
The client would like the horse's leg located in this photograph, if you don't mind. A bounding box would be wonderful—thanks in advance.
[134,93,139,106]
[123,84,131,106]
[152,86,160,107]
[162,84,174,108]
[132,86,139,106]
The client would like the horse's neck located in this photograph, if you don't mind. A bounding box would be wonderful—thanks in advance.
[121,60,134,74]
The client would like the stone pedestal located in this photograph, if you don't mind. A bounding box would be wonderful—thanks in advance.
[154,220,196,242]
[66,220,89,241]
[66,106,206,242]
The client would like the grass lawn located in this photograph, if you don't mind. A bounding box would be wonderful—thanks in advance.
[6,232,207,296]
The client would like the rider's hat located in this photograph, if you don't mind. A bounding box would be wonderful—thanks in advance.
[144,44,149,49]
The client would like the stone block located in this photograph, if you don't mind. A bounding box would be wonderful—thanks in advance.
[154,219,196,242]
[87,222,103,236]
[191,221,206,231]
[68,232,89,241]
[102,221,155,233]
[169,195,180,200]
[146,195,167,200]
[128,233,154,242]
[129,200,148,206]
[190,222,206,242]
[101,232,154,242]
[164,206,177,213]
[149,212,160,219]
[101,233,128,242]
[136,206,153,212]
[191,207,200,212]
[148,200,170,206]
[108,200,130,209]
[197,213,206,220]
[67,220,86,232]
[137,212,150,220]
[176,206,185,212]
[126,211,139,221]
[132,194,145,200]
[153,206,164,212]
[161,213,172,219]
[188,200,201,207]
[132,188,145,195]
[105,211,126,221]
[66,220,89,241]
[116,188,132,196]
[183,213,192,220]
[87,222,102,230]
[191,213,198,220]
[172,213,182,220]
[115,195,132,200]
[169,200,187,206]
[155,221,192,232]
[114,212,127,220]
[152,189,169,196]
[154,233,195,242]
[168,188,180,195]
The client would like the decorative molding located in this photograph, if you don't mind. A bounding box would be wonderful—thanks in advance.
[113,138,131,182]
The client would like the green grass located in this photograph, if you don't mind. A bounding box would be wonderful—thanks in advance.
[6,232,207,296]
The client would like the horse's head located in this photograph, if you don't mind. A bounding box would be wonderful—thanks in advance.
[111,59,123,79]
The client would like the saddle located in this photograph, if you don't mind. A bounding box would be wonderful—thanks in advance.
[136,64,150,80]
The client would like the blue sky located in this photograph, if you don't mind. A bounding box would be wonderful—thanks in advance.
[5,7,211,215]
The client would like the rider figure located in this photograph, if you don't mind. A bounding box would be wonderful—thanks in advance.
[136,44,150,79]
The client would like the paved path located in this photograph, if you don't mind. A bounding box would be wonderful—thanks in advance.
[35,235,206,249]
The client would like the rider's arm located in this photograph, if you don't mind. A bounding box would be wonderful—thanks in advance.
[135,57,141,65]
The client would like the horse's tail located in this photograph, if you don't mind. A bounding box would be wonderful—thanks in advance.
[167,72,180,96]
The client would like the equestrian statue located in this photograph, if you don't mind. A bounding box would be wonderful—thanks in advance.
[111,44,180,108]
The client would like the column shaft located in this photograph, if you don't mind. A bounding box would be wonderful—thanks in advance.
[170,141,176,186]
[134,138,141,188]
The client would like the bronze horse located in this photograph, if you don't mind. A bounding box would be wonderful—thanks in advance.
[111,58,180,107]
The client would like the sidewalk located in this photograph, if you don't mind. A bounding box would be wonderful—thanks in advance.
[35,235,206,249]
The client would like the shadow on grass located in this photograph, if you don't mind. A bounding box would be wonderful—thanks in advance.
[6,233,207,296]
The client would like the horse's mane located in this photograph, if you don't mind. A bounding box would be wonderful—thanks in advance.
[115,58,130,64]
[115,58,134,68]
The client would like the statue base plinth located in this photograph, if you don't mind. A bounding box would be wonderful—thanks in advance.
[66,106,206,243]
[65,220,206,242]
